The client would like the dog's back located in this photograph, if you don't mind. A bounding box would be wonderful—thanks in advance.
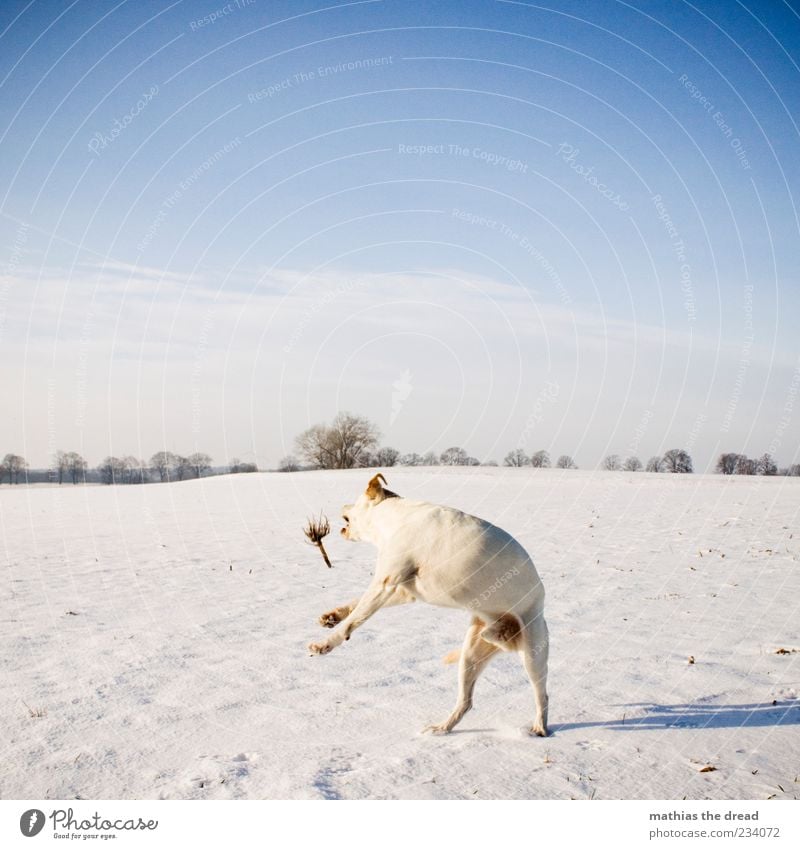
[372,497,545,616]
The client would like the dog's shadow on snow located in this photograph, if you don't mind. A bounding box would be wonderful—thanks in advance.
[553,700,800,733]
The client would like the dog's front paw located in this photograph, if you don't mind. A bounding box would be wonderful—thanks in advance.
[422,722,451,736]
[308,641,333,656]
[529,723,548,737]
[318,610,342,629]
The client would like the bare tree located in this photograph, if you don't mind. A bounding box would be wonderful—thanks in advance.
[122,456,149,484]
[295,424,330,469]
[328,412,379,469]
[188,452,212,478]
[295,412,379,469]
[422,451,439,466]
[556,454,577,469]
[276,455,299,472]
[603,454,622,471]
[400,452,423,466]
[662,448,693,473]
[66,452,87,484]
[375,447,400,467]
[440,446,469,466]
[789,464,800,477]
[151,451,178,482]
[757,453,777,476]
[716,453,740,475]
[465,456,481,466]
[530,450,551,468]
[98,456,126,484]
[3,453,28,484]
[623,456,642,472]
[504,448,529,467]
[173,456,191,481]
[736,455,757,475]
[646,455,664,472]
[53,450,69,484]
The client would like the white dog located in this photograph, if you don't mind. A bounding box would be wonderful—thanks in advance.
[309,474,549,736]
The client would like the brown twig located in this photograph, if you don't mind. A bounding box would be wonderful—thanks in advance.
[304,513,333,568]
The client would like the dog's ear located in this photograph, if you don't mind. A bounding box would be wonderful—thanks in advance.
[365,473,388,501]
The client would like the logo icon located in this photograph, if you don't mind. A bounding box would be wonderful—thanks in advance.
[19,809,45,837]
[390,369,413,424]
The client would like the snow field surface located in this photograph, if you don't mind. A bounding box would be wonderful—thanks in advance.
[1,467,798,799]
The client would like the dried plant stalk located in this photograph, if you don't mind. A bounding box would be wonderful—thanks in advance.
[304,513,333,568]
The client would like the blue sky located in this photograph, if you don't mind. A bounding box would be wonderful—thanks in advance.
[1,0,799,470]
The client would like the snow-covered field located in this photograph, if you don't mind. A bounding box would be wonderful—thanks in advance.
[1,468,798,800]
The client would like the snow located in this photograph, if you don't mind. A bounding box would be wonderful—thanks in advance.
[1,467,798,800]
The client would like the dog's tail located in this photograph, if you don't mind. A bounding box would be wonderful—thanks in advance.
[442,648,461,665]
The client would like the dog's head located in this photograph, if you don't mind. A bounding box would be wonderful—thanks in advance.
[340,473,398,541]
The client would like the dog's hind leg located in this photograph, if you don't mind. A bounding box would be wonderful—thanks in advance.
[519,607,549,737]
[424,617,500,735]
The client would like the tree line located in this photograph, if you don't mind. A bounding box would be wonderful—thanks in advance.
[0,451,258,485]
[283,413,800,476]
[2,422,798,483]
[715,452,798,476]
[285,413,698,473]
